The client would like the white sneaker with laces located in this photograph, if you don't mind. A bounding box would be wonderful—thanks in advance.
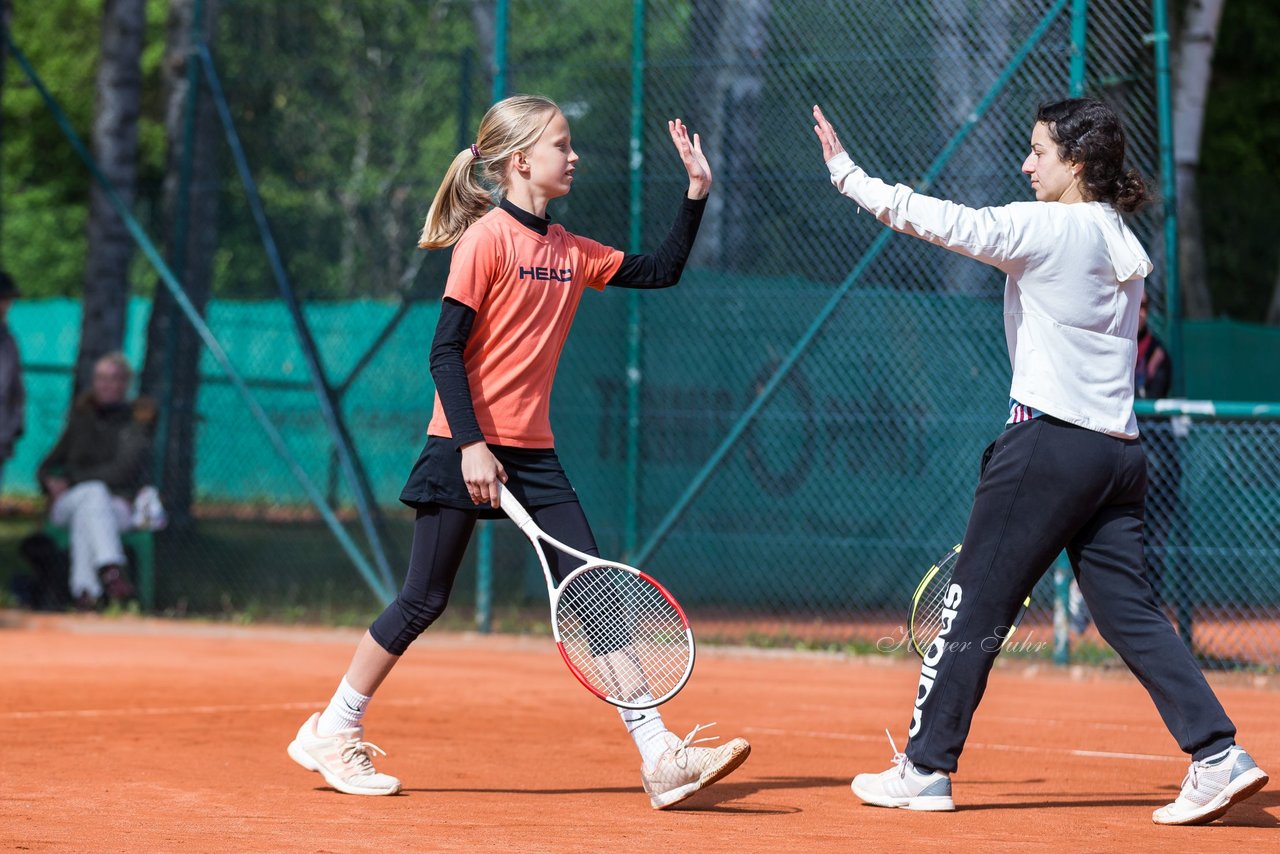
[640,723,751,809]
[1152,745,1268,825]
[287,712,401,796]
[851,730,955,811]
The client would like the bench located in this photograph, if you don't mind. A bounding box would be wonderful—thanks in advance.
[42,524,156,610]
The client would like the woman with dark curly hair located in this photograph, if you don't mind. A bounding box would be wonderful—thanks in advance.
[813,97,1267,825]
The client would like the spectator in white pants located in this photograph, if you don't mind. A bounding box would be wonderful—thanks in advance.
[49,481,134,602]
[38,352,156,608]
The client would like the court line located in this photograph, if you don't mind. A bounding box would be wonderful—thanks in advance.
[742,726,1185,764]
[6,705,1190,764]
[1,697,431,721]
[793,704,1156,733]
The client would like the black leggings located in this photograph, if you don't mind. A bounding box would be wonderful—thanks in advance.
[370,500,599,655]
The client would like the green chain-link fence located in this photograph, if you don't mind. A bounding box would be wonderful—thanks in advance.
[7,0,1278,668]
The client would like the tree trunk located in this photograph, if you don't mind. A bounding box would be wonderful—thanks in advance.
[471,0,497,96]
[1267,260,1280,326]
[75,0,146,395]
[140,0,220,526]
[687,0,772,271]
[1172,0,1226,320]
[932,0,1012,296]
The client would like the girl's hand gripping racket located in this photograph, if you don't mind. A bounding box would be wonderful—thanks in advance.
[498,484,696,709]
[908,543,1030,659]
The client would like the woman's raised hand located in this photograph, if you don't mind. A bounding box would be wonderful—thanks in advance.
[668,118,711,200]
[812,104,846,162]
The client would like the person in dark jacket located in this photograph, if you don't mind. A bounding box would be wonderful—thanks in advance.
[1136,294,1172,400]
[0,272,25,497]
[38,352,154,606]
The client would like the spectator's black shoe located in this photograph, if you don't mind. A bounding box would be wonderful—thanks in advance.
[74,592,100,612]
[98,565,136,603]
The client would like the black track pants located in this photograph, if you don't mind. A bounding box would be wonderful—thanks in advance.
[905,417,1236,773]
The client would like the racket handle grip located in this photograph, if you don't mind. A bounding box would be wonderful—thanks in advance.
[498,483,534,529]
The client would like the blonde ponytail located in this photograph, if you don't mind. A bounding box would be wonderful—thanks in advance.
[418,148,493,249]
[417,94,562,250]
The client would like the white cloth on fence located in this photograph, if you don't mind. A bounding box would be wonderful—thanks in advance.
[49,480,133,599]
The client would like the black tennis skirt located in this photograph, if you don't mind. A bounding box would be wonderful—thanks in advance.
[398,435,579,519]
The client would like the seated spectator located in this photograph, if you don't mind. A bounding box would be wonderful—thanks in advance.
[37,352,156,609]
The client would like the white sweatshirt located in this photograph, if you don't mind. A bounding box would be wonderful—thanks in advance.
[826,151,1153,439]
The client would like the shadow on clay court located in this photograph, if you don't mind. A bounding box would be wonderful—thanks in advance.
[955,788,1278,827]
[400,776,849,814]
[1221,789,1280,828]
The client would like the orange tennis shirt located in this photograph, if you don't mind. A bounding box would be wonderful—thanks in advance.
[427,206,624,447]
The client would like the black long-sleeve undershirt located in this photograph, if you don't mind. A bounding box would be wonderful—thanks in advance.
[428,300,485,450]
[608,195,706,288]
[430,196,706,450]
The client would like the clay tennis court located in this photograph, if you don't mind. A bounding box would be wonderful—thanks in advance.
[2,611,1275,852]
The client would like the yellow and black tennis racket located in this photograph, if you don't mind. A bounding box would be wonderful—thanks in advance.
[908,544,1030,658]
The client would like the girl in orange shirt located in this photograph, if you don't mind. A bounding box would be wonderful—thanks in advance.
[288,95,750,809]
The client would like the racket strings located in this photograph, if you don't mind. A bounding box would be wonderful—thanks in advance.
[911,549,962,654]
[913,576,952,650]
[556,566,691,702]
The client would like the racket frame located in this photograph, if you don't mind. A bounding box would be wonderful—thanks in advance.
[909,544,963,658]
[498,483,695,709]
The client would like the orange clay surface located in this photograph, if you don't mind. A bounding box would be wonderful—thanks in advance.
[1,611,1276,853]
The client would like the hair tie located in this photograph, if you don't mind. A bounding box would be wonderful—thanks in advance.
[470,144,480,159]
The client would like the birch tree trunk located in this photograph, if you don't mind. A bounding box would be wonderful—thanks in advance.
[1173,0,1227,320]
[75,0,146,395]
[932,0,1012,296]
[687,0,772,271]
[1266,264,1280,325]
[471,0,497,96]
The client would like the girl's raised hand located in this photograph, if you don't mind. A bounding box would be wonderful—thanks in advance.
[668,118,711,200]
[812,104,846,162]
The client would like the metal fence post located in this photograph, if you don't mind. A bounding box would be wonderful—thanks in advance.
[475,0,510,634]
[1152,0,1181,396]
[1070,0,1088,95]
[624,0,646,559]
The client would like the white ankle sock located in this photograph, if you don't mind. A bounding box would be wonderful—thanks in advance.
[619,699,670,767]
[316,676,371,737]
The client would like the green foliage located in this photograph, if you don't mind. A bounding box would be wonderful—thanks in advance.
[211,0,482,299]
[1,0,169,296]
[1,184,88,293]
[3,0,1277,317]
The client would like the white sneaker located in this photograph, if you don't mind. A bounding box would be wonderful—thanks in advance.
[640,723,751,809]
[287,712,401,796]
[1152,745,1268,825]
[851,731,955,811]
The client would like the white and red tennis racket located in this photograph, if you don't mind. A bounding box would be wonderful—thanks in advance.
[499,484,695,709]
